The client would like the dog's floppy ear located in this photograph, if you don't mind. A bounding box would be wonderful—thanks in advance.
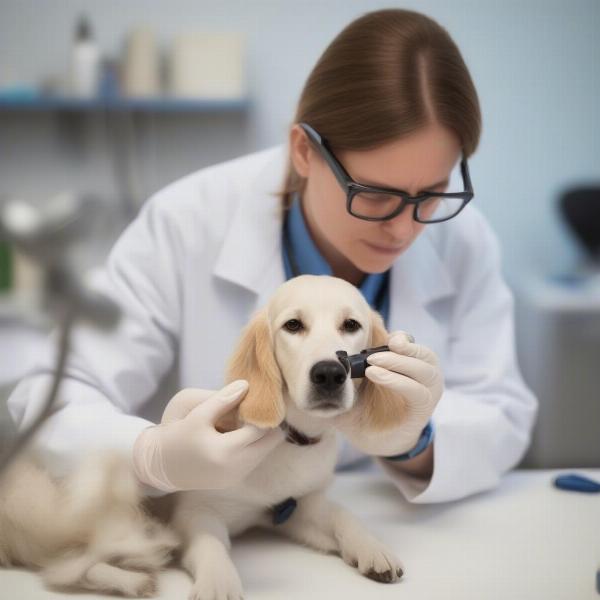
[225,307,285,429]
[356,309,407,432]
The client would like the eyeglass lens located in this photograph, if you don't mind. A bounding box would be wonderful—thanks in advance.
[349,159,467,222]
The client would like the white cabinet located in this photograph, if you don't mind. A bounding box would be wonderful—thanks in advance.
[515,275,600,467]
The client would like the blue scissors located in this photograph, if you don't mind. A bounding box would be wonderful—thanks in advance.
[553,473,600,493]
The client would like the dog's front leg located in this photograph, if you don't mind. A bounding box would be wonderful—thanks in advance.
[174,509,244,600]
[271,490,404,583]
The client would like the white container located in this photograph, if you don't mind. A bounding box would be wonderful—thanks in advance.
[168,32,245,99]
[68,16,101,98]
[122,26,161,98]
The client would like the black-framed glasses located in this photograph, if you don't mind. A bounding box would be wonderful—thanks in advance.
[299,122,474,223]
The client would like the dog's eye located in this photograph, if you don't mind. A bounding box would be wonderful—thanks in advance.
[283,319,304,333]
[342,319,361,332]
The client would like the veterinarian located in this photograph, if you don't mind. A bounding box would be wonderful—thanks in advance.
[8,8,537,504]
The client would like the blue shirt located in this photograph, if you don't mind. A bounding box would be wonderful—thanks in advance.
[281,192,390,325]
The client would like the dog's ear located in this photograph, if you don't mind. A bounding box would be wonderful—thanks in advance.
[356,309,407,432]
[225,307,285,429]
[368,308,389,348]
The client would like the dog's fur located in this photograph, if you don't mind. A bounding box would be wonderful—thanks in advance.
[0,275,406,598]
[0,449,179,596]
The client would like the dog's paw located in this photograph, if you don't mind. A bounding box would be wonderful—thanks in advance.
[116,569,157,597]
[110,523,180,572]
[187,561,244,600]
[341,539,404,583]
[188,581,244,600]
[43,558,158,598]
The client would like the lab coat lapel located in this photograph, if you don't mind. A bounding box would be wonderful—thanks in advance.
[387,227,456,334]
[212,145,287,310]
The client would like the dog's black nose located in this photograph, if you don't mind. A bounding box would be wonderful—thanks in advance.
[310,360,347,392]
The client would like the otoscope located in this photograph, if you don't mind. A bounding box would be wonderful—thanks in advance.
[336,346,390,378]
[336,332,416,378]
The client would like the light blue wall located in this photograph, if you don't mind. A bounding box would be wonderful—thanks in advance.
[0,0,598,281]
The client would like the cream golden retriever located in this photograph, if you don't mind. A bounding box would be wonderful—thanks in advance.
[0,274,407,598]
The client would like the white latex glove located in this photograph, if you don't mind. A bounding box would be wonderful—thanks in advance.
[334,331,443,457]
[133,380,286,492]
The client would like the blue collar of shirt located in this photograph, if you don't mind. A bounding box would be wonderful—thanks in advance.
[282,192,390,324]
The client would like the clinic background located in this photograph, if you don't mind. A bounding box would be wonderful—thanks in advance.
[0,0,598,468]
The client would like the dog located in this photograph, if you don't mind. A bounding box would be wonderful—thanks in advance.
[0,448,180,596]
[0,274,407,598]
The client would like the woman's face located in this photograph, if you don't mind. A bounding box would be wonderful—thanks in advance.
[289,122,462,284]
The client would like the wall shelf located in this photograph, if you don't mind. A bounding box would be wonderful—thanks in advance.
[0,93,251,218]
[0,96,250,113]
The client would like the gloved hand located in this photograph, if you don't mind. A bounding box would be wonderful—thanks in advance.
[133,380,286,492]
[333,331,443,458]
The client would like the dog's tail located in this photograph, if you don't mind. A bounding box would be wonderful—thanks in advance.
[0,448,143,569]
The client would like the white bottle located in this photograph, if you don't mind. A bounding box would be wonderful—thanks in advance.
[68,16,101,98]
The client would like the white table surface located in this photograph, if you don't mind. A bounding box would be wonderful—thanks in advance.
[1,468,599,600]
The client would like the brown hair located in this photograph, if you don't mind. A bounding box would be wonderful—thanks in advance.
[277,8,481,211]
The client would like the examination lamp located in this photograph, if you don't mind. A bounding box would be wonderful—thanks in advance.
[0,193,121,482]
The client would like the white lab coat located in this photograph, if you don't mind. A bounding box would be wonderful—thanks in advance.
[7,144,538,503]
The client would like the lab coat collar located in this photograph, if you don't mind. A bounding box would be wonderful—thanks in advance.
[213,145,288,308]
[212,144,456,314]
[388,226,456,313]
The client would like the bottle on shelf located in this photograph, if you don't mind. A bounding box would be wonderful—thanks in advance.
[68,15,101,98]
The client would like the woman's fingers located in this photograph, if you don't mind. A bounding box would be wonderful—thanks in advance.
[388,329,415,344]
[185,380,286,456]
[161,387,217,424]
[365,364,432,414]
[366,351,439,388]
[387,335,439,367]
[188,380,249,425]
[365,363,423,396]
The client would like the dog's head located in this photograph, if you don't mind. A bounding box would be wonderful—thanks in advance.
[225,274,406,433]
